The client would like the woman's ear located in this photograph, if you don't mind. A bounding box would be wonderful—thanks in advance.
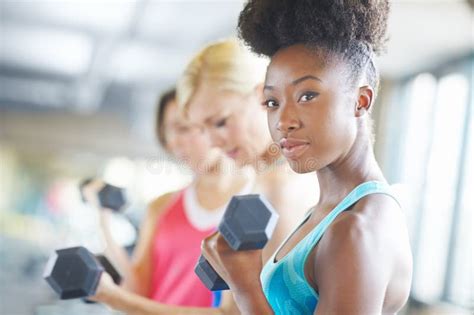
[354,85,374,117]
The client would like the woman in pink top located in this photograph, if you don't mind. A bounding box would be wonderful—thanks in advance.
[83,88,251,314]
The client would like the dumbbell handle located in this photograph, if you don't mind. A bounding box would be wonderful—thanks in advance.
[195,255,230,291]
[96,254,122,285]
[195,220,245,291]
[195,226,270,291]
[82,254,122,303]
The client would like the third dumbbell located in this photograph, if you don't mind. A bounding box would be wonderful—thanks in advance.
[43,246,122,300]
[79,178,126,212]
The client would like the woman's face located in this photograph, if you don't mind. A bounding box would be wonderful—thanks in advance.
[186,83,271,167]
[263,44,370,173]
[163,100,221,173]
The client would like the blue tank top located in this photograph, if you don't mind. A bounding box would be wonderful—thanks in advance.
[260,181,400,314]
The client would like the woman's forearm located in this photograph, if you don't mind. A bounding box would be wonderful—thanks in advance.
[99,210,140,291]
[100,285,227,315]
[231,281,274,315]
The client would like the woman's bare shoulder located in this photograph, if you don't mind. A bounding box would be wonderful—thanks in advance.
[320,192,409,262]
[147,190,180,218]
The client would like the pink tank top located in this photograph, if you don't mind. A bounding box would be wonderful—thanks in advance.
[149,189,215,306]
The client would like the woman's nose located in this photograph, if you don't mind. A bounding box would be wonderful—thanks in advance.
[277,103,300,133]
[209,130,226,148]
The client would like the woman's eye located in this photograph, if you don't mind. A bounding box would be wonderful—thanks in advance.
[299,92,318,102]
[215,117,227,128]
[263,100,278,108]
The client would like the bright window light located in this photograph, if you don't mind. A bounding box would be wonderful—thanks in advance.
[399,73,437,241]
[2,0,137,34]
[448,98,473,307]
[413,73,469,302]
[0,24,93,76]
[105,41,187,82]
[103,157,136,189]
[135,158,193,204]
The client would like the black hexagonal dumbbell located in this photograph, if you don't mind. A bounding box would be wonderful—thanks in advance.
[195,194,279,291]
[79,178,126,212]
[43,246,122,299]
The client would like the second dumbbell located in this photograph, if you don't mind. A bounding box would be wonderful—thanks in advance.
[195,194,278,291]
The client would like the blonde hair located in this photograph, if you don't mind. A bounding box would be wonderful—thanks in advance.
[177,38,268,109]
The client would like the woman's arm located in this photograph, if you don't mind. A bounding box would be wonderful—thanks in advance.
[86,180,174,295]
[92,191,243,314]
[230,282,274,315]
[201,232,274,315]
[98,209,135,286]
[81,180,135,283]
[312,213,391,315]
[93,272,240,315]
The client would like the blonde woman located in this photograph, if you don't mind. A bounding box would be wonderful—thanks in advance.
[86,89,247,314]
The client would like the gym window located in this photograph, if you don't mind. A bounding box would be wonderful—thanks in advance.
[381,55,473,309]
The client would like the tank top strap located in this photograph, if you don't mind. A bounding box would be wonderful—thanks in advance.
[260,181,401,313]
[296,180,400,267]
[324,181,399,225]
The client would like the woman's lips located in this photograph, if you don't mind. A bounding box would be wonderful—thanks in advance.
[226,148,239,159]
[280,138,310,160]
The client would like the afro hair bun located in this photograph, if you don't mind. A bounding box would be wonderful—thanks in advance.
[238,0,390,57]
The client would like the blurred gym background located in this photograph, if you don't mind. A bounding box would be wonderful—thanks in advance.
[0,0,472,314]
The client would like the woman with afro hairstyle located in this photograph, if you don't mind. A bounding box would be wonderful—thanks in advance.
[200,1,413,314]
